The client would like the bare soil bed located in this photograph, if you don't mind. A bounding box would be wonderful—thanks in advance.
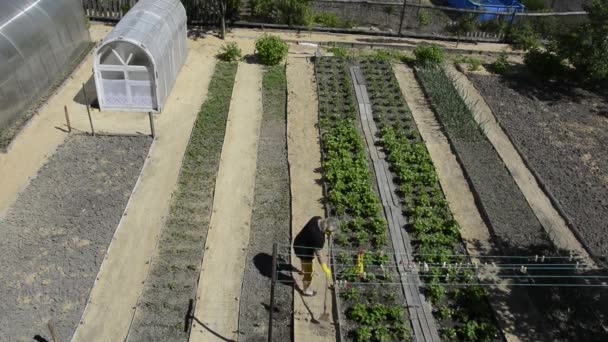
[238,65,292,342]
[468,74,608,260]
[0,135,150,341]
[127,62,237,342]
[420,68,608,341]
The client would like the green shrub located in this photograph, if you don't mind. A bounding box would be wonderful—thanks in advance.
[491,51,509,74]
[327,45,352,58]
[255,34,288,65]
[277,0,312,26]
[414,44,445,66]
[456,56,483,71]
[314,11,355,28]
[217,42,242,62]
[508,24,541,51]
[551,0,608,82]
[478,18,508,33]
[419,9,431,27]
[524,48,566,79]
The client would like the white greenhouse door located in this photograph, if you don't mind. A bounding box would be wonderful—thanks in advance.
[99,66,156,110]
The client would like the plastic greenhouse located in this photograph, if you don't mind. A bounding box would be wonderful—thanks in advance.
[0,0,91,130]
[94,0,188,113]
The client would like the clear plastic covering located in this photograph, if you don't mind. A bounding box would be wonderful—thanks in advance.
[0,0,91,130]
[94,0,188,112]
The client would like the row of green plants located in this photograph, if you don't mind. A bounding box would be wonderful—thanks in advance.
[316,56,409,342]
[514,0,608,82]
[359,56,499,341]
[249,0,355,28]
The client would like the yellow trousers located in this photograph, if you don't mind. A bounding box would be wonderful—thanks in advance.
[301,259,314,283]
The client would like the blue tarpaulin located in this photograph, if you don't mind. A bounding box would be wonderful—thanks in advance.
[447,0,524,21]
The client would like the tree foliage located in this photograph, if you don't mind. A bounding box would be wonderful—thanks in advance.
[523,0,608,82]
[553,0,608,81]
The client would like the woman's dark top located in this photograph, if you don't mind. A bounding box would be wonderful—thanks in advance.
[293,216,325,260]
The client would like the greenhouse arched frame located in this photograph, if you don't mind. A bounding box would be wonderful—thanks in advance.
[0,0,91,130]
[93,0,188,113]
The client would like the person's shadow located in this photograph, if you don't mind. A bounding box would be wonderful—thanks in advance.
[253,253,299,287]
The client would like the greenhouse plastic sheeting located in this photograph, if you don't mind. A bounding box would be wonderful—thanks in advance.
[94,0,188,112]
[0,0,91,130]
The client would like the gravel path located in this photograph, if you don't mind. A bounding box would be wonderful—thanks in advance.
[0,135,150,341]
[238,65,292,342]
[468,74,608,259]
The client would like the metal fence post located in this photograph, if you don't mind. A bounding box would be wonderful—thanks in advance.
[268,243,278,342]
[398,0,408,36]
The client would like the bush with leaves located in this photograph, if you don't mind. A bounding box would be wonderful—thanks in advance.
[490,51,509,74]
[250,0,311,25]
[217,42,242,61]
[552,0,608,82]
[524,48,566,79]
[419,9,431,27]
[314,11,355,28]
[255,34,288,65]
[507,23,541,51]
[414,44,444,66]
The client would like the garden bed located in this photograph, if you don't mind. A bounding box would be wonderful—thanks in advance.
[415,66,551,256]
[468,73,608,260]
[417,65,608,340]
[316,56,410,342]
[359,57,499,341]
[127,62,237,341]
[0,134,150,341]
[238,65,292,341]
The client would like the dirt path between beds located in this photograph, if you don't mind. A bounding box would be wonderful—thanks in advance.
[72,33,220,342]
[446,66,593,265]
[287,56,337,341]
[394,63,548,342]
[189,63,263,342]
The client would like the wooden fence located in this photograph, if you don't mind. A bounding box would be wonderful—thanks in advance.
[81,0,222,24]
[81,0,585,43]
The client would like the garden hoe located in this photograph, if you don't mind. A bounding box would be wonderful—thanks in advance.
[292,271,320,324]
[318,236,333,322]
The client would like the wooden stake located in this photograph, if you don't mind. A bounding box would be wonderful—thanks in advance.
[268,243,277,342]
[48,320,60,342]
[64,105,71,133]
[148,111,156,138]
[82,83,95,136]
